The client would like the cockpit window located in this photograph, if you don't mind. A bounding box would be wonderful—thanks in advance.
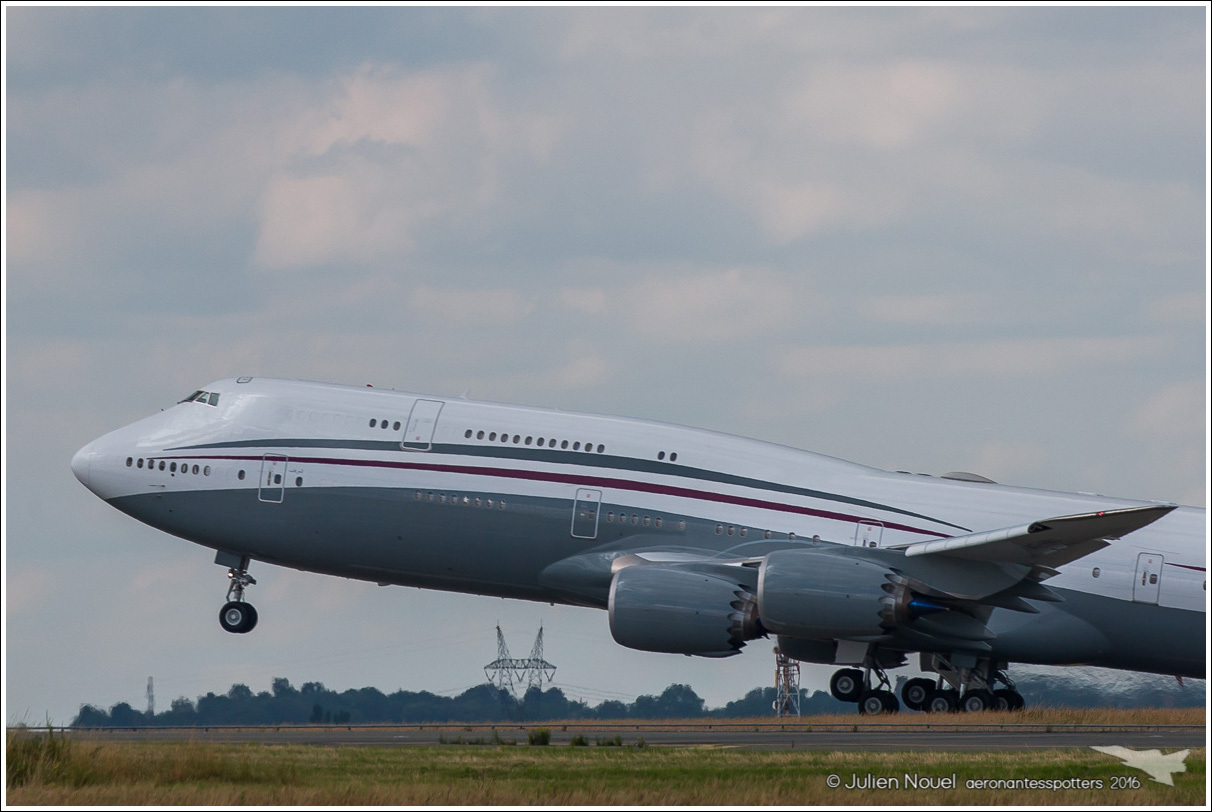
[181,390,220,406]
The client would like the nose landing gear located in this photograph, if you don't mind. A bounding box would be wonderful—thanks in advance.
[217,554,258,634]
[220,599,258,633]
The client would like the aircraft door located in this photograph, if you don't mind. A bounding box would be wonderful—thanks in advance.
[571,488,602,539]
[259,454,287,503]
[854,520,884,548]
[401,399,444,450]
[1132,553,1164,604]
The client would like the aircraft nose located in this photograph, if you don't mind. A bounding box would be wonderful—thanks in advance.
[71,441,96,490]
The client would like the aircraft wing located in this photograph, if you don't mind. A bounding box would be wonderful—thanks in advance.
[887,504,1176,568]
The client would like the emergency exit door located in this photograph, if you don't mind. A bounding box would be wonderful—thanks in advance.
[854,521,884,548]
[1133,552,1164,604]
[571,489,602,539]
[258,454,287,503]
[400,399,444,450]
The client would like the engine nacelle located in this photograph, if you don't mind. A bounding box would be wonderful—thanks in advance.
[608,565,761,657]
[757,549,898,640]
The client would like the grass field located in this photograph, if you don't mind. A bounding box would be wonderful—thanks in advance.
[7,723,1205,805]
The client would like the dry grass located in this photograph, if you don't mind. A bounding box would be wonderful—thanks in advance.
[692,706,1207,728]
[6,729,1204,806]
[506,706,1205,733]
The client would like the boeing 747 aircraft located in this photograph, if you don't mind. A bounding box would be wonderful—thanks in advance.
[72,377,1205,713]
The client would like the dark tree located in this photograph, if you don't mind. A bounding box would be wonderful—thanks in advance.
[73,705,110,727]
[108,702,139,727]
[594,700,630,719]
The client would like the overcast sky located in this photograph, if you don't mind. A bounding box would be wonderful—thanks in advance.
[4,6,1207,725]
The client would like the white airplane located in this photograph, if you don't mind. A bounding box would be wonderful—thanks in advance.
[71,377,1206,714]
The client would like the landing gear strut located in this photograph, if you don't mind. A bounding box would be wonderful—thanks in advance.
[830,655,900,714]
[831,652,1028,714]
[217,554,258,634]
[919,655,1025,713]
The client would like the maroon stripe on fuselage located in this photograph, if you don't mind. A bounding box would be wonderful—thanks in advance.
[1166,562,1207,573]
[155,452,950,538]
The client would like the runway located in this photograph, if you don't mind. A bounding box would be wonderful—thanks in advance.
[66,722,1205,751]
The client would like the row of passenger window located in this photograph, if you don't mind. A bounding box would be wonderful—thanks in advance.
[414,490,506,510]
[370,418,402,430]
[128,457,212,476]
[463,428,605,454]
[604,512,686,531]
[714,524,812,541]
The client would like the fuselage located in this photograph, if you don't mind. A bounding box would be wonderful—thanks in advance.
[72,377,1207,678]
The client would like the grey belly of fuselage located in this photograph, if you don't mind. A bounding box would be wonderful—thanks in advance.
[109,486,754,605]
[984,588,1204,678]
[111,486,606,603]
[108,486,1205,677]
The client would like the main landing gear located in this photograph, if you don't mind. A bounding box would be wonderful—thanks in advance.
[828,653,1027,714]
[906,655,1026,713]
[830,663,900,715]
[217,553,258,634]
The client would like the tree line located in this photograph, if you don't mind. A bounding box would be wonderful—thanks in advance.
[72,679,846,727]
[72,673,1204,728]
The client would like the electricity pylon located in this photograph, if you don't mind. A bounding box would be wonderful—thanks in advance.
[484,625,556,700]
[773,647,801,717]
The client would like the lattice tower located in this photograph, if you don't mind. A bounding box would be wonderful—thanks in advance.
[773,647,801,717]
[484,625,556,700]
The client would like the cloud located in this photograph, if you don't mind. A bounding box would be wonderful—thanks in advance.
[1118,388,1203,500]
[625,267,800,343]
[774,336,1169,382]
[409,285,538,326]
[1132,381,1206,440]
[252,63,562,271]
[253,169,431,269]
[4,567,56,614]
[554,266,808,345]
[1146,292,1206,324]
[558,287,609,315]
[860,293,993,326]
[783,60,964,151]
[552,354,618,389]
[961,440,1049,483]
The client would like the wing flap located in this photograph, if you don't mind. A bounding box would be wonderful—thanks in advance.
[893,504,1176,566]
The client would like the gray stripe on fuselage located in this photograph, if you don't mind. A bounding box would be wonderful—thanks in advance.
[166,438,969,532]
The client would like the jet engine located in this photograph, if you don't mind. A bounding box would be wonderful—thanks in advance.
[607,564,762,657]
[757,548,928,640]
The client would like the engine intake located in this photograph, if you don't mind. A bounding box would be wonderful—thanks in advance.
[758,549,900,640]
[608,565,762,657]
